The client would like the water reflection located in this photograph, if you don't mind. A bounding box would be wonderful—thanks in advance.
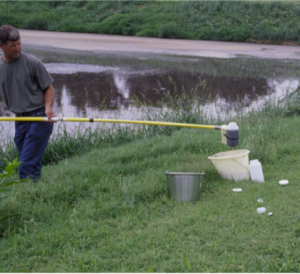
[1,46,300,138]
[47,66,292,117]
[0,65,298,118]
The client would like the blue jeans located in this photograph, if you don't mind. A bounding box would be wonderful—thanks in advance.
[14,107,53,182]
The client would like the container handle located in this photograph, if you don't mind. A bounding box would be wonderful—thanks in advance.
[231,157,249,171]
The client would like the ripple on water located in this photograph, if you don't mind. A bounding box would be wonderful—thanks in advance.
[44,63,119,74]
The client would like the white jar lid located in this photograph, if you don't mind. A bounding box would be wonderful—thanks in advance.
[227,122,239,130]
[279,180,289,185]
[232,188,242,192]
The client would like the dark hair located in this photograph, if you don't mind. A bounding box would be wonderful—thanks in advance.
[0,25,20,45]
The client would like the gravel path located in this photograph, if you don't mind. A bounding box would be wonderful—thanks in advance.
[19,29,300,59]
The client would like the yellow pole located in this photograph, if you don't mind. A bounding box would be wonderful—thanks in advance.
[0,117,46,122]
[0,117,218,130]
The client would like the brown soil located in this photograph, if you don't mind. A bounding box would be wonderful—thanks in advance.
[247,39,300,46]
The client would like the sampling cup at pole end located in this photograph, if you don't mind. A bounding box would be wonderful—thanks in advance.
[221,122,239,147]
[226,122,239,147]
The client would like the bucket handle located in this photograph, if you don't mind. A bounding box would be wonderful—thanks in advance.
[231,157,249,171]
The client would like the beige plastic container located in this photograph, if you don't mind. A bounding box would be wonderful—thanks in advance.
[208,150,250,181]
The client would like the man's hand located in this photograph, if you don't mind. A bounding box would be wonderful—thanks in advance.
[45,106,56,123]
[44,84,56,123]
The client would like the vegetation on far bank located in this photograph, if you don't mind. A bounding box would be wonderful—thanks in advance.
[0,1,300,44]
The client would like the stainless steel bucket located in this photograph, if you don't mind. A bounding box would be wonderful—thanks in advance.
[165,171,205,202]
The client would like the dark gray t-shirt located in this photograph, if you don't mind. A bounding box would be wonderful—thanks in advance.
[0,52,53,114]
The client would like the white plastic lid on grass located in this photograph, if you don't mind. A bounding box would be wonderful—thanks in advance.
[232,188,242,192]
[257,207,266,214]
[279,180,289,185]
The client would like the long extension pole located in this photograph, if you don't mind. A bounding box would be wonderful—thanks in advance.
[0,117,239,147]
[0,117,218,130]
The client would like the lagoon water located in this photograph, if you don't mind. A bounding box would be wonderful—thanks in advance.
[1,45,300,139]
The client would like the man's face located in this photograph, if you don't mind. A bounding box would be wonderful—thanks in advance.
[0,39,21,63]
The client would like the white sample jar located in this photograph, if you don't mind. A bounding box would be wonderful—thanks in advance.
[257,207,266,214]
[249,159,265,182]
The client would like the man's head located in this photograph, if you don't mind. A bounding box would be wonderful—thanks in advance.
[0,25,20,45]
[0,25,21,63]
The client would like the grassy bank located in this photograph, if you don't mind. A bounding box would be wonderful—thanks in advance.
[1,92,300,271]
[0,1,300,44]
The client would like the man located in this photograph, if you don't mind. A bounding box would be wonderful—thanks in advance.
[0,25,56,182]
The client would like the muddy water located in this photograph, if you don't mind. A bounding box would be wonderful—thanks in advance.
[1,45,300,137]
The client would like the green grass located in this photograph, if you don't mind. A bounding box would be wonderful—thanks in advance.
[1,1,300,43]
[1,96,300,271]
[247,0,299,4]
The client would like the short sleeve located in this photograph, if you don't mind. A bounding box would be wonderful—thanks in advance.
[34,59,54,90]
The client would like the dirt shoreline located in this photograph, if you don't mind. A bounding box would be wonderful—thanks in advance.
[19,29,300,60]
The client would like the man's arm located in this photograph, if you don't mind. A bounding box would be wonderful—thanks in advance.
[43,84,56,122]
